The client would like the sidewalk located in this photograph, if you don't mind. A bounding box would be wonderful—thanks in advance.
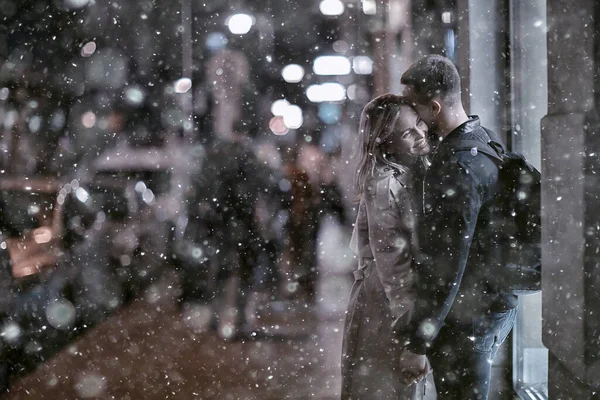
[4,218,355,400]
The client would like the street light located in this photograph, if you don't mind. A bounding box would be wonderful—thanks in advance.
[282,105,303,129]
[174,78,192,94]
[362,0,376,15]
[226,13,254,35]
[282,64,305,83]
[306,83,346,103]
[319,0,345,16]
[313,55,351,76]
[352,56,373,75]
[271,99,291,116]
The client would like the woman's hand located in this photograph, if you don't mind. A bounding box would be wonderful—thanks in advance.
[399,349,430,386]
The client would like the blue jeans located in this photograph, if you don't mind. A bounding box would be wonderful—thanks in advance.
[428,308,517,399]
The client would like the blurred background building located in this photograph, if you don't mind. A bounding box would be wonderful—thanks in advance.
[0,0,598,399]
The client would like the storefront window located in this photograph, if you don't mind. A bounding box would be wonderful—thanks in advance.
[509,0,548,397]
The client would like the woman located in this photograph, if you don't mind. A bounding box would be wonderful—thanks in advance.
[341,94,432,399]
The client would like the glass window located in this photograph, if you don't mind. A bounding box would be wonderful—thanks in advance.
[509,0,548,398]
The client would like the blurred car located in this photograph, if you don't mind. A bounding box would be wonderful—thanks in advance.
[0,177,124,376]
[0,179,66,284]
[91,142,203,295]
[86,174,163,299]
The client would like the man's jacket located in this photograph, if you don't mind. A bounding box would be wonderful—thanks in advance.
[405,116,518,354]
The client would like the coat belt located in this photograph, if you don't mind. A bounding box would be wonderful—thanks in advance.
[353,258,374,281]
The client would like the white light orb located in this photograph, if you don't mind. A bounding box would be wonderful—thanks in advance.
[306,83,346,103]
[174,78,192,94]
[271,99,290,116]
[313,55,351,76]
[226,14,254,35]
[282,64,305,83]
[283,105,303,129]
[319,0,345,16]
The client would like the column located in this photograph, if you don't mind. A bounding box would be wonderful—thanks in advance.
[542,0,600,396]
[370,0,390,95]
[455,0,509,144]
[387,0,413,94]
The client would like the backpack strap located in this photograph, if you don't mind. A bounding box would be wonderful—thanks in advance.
[481,127,507,156]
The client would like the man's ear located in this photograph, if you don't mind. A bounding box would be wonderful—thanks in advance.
[431,100,442,116]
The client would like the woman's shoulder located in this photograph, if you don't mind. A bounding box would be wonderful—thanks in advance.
[365,166,411,210]
[368,165,412,188]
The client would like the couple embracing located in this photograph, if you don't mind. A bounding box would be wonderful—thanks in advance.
[342,55,518,400]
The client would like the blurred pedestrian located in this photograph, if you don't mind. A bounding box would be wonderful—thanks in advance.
[252,140,286,301]
[281,143,321,303]
[188,122,269,340]
[281,138,348,304]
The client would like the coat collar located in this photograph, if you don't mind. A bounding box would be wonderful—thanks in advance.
[444,115,481,142]
[430,116,485,160]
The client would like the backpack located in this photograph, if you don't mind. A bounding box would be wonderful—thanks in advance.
[451,129,542,295]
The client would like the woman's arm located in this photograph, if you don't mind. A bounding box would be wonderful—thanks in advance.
[364,174,417,325]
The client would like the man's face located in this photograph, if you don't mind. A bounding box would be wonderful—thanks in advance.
[402,85,435,129]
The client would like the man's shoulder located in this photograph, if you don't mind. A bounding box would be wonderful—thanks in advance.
[429,149,497,192]
[452,148,496,166]
[438,126,500,172]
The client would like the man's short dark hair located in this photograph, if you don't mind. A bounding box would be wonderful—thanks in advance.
[401,55,461,106]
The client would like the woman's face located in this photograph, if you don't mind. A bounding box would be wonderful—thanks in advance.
[386,105,430,156]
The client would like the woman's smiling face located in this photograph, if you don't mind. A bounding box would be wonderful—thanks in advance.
[386,105,430,156]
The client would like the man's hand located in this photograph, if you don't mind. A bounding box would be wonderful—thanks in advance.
[399,349,430,387]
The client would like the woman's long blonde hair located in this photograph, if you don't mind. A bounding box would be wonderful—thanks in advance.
[354,94,411,195]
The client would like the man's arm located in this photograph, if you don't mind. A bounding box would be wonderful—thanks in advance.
[405,159,483,354]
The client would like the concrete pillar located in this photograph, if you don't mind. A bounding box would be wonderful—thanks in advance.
[455,0,470,113]
[387,0,412,94]
[455,0,508,144]
[371,0,391,96]
[542,0,600,396]
[180,0,194,143]
[369,0,416,96]
[371,24,389,96]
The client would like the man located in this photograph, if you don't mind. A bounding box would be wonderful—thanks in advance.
[398,55,518,399]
